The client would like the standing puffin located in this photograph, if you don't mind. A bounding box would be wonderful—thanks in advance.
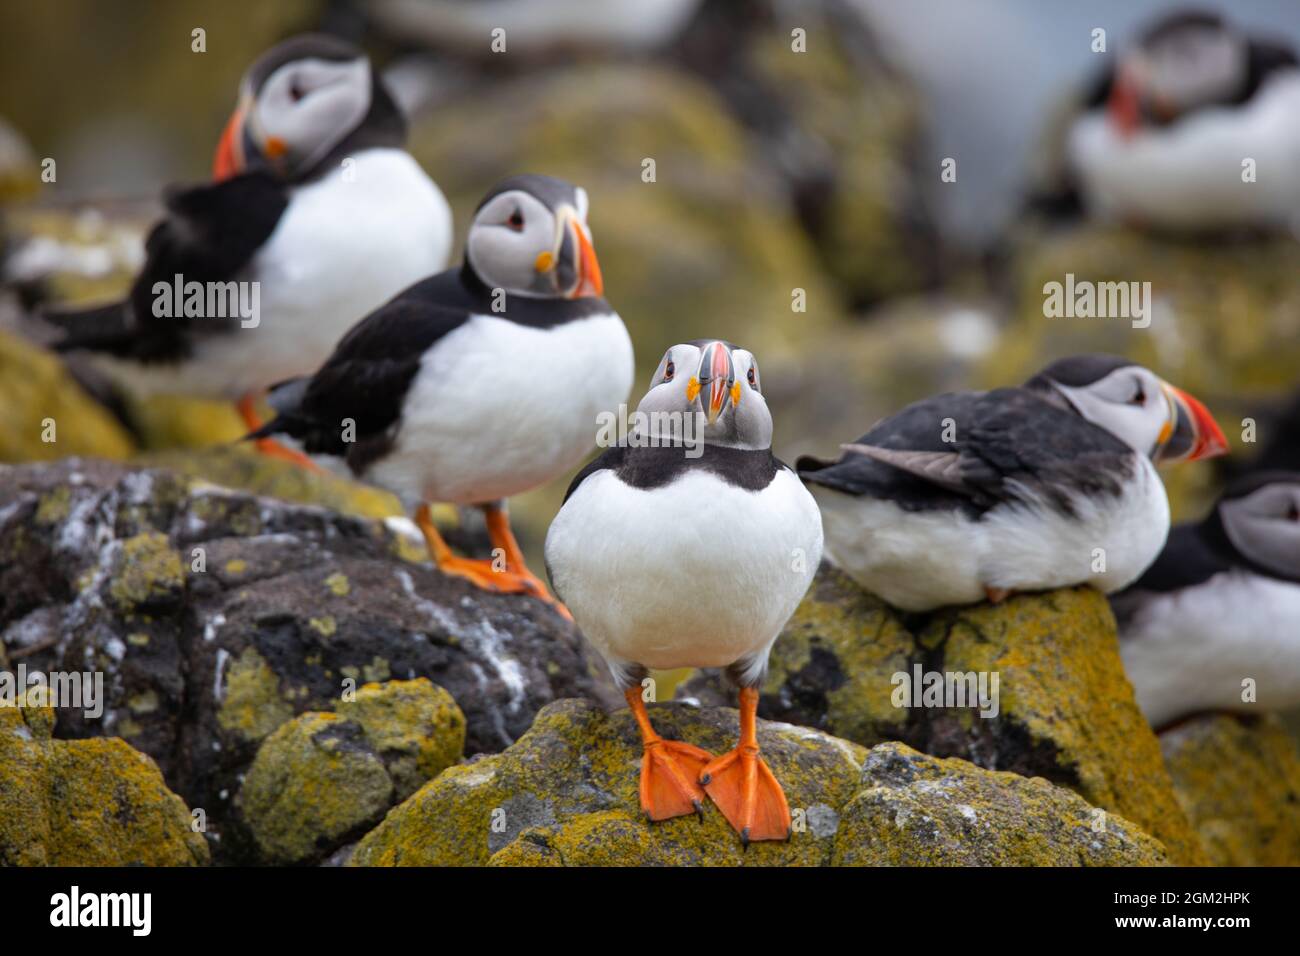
[545,341,822,842]
[253,174,631,613]
[798,355,1227,612]
[44,34,452,462]
[1066,10,1300,232]
[1112,472,1300,728]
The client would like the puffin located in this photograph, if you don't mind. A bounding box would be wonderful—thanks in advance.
[252,174,632,613]
[1066,10,1300,232]
[545,340,823,842]
[1111,472,1300,728]
[797,355,1228,612]
[43,34,452,464]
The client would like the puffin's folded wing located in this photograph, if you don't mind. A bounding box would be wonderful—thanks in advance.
[267,291,471,461]
[45,172,288,362]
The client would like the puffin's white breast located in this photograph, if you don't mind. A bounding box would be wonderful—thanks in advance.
[813,454,1168,612]
[1120,571,1300,726]
[121,148,452,400]
[547,466,823,672]
[366,311,634,508]
[1067,71,1300,230]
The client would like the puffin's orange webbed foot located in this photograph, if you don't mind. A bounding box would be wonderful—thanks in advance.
[625,688,711,822]
[237,393,321,472]
[700,686,791,844]
[484,503,573,621]
[640,738,712,822]
[253,436,322,472]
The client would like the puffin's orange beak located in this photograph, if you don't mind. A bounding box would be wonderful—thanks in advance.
[1158,384,1229,464]
[571,222,603,299]
[212,104,246,181]
[1107,64,1142,140]
[700,341,733,425]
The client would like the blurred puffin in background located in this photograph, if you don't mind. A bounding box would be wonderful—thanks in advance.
[253,174,630,617]
[42,34,452,464]
[1066,9,1300,233]
[1112,472,1300,728]
[546,340,821,842]
[799,355,1227,612]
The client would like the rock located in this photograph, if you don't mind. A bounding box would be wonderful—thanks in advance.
[675,0,939,306]
[350,697,1166,866]
[681,564,1206,863]
[1161,713,1300,866]
[0,458,615,861]
[0,691,208,866]
[237,680,465,865]
[0,330,136,463]
[994,225,1300,517]
[834,742,1167,865]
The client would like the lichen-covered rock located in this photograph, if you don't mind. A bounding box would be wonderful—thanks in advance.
[682,565,1206,864]
[338,679,465,802]
[0,693,208,865]
[1161,714,1300,866]
[0,330,136,463]
[0,458,613,862]
[238,713,394,866]
[834,743,1167,865]
[675,0,938,306]
[350,697,1168,866]
[238,680,465,865]
[679,565,912,746]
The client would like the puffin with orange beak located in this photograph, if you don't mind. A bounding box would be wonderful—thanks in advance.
[43,34,452,465]
[1065,10,1300,231]
[798,355,1228,612]
[251,175,632,615]
[546,340,823,842]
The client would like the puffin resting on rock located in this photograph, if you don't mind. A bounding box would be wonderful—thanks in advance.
[546,341,823,842]
[252,175,632,618]
[799,355,1228,612]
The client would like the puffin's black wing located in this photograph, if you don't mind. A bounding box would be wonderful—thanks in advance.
[799,387,1134,516]
[254,274,473,467]
[44,172,288,362]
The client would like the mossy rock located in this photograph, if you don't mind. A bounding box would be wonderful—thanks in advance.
[835,743,1167,865]
[996,225,1300,518]
[1,458,609,862]
[681,565,1206,864]
[238,679,466,864]
[1161,713,1300,866]
[0,330,136,463]
[138,445,408,523]
[0,694,208,866]
[350,697,1169,866]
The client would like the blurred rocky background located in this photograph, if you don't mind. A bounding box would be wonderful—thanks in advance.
[1,0,1298,865]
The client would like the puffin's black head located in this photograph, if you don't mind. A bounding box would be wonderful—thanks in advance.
[1210,471,1300,582]
[1027,353,1227,464]
[213,33,405,183]
[464,174,604,300]
[1107,10,1251,135]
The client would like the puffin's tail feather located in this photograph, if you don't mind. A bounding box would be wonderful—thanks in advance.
[41,300,134,353]
[243,376,309,442]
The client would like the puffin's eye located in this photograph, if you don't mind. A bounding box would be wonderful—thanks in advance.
[507,210,525,231]
[747,366,757,389]
[663,361,675,383]
[1288,502,1300,523]
[1129,383,1147,406]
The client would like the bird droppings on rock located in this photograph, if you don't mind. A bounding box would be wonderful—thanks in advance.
[0,458,614,862]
